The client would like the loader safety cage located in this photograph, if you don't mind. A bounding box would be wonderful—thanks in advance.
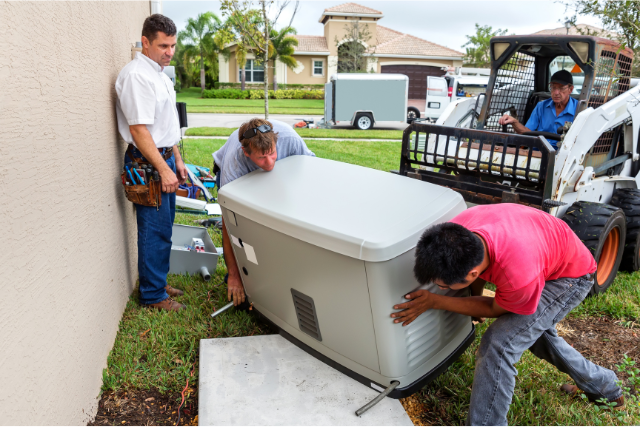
[399,122,556,209]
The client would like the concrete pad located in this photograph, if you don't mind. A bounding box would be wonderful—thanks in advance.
[199,335,413,426]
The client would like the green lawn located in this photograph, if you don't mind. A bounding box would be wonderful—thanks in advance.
[177,87,324,115]
[101,137,640,425]
[186,126,404,140]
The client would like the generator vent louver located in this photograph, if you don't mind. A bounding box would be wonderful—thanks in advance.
[291,289,322,341]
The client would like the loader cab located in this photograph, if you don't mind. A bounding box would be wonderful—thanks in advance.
[475,35,633,169]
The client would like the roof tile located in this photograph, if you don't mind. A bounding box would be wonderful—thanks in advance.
[371,25,464,57]
[293,35,329,53]
[324,2,383,15]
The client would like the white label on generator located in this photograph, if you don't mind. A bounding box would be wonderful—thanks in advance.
[244,243,258,265]
[371,383,385,392]
[230,234,241,248]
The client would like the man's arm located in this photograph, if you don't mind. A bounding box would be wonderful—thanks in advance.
[172,144,188,185]
[391,289,511,326]
[221,218,246,306]
[129,124,179,193]
[498,115,531,134]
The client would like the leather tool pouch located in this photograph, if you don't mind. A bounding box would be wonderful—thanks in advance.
[121,145,162,208]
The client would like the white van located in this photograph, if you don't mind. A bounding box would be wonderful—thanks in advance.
[424,70,490,121]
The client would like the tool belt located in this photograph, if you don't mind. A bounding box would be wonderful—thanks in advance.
[121,145,169,208]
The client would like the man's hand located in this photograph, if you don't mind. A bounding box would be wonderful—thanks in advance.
[160,168,180,193]
[227,275,246,306]
[391,289,435,326]
[498,114,519,127]
[175,158,188,186]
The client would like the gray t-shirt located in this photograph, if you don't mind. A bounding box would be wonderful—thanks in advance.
[213,120,315,187]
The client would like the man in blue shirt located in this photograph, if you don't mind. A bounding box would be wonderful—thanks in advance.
[499,70,577,148]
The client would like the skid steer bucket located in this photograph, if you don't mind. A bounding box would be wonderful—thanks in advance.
[399,122,556,208]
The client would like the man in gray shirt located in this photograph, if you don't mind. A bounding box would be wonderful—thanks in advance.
[213,118,315,305]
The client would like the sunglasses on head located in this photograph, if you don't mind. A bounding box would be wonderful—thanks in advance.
[241,124,272,141]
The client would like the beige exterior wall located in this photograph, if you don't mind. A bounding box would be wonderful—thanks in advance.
[287,56,329,84]
[1,1,149,424]
[324,18,377,56]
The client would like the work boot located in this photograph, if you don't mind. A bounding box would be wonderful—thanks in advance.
[560,384,625,409]
[165,285,184,297]
[147,297,185,312]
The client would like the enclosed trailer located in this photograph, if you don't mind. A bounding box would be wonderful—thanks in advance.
[324,74,410,130]
[218,155,475,397]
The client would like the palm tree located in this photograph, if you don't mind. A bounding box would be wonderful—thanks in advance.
[269,27,298,91]
[178,12,222,91]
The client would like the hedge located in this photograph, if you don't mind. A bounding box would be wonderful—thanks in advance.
[202,88,324,100]
[214,82,324,91]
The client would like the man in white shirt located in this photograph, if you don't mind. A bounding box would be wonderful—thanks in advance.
[115,14,188,311]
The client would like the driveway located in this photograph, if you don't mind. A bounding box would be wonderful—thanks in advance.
[187,113,409,131]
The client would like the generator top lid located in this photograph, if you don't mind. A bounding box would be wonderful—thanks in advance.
[218,156,465,262]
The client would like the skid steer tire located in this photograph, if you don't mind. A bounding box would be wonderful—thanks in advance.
[562,202,626,295]
[610,188,640,272]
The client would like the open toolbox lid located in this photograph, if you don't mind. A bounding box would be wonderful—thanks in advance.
[218,156,465,262]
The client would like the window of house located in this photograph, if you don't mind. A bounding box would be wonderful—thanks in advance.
[239,59,264,82]
[313,60,324,76]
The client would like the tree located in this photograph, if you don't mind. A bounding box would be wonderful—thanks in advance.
[335,21,375,73]
[220,0,299,119]
[563,0,640,76]
[216,10,264,91]
[178,12,223,91]
[269,26,298,91]
[462,24,508,68]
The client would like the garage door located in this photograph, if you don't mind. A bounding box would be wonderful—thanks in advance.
[381,65,443,99]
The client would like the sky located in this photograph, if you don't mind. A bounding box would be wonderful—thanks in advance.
[161,0,603,53]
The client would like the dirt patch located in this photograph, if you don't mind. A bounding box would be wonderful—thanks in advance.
[558,316,640,378]
[400,394,431,426]
[89,388,197,426]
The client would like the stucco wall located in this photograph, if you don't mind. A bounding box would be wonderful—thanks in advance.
[1,1,149,424]
[287,56,328,84]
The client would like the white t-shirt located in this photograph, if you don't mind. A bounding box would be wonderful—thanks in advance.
[115,52,180,148]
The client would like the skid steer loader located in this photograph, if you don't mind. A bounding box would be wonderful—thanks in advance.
[399,34,640,294]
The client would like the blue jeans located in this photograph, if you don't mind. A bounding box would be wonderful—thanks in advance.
[468,276,622,426]
[125,147,176,305]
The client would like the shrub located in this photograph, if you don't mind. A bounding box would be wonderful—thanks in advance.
[202,89,249,99]
[218,82,324,91]
[248,89,324,100]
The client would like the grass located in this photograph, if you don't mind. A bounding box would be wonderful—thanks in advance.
[186,126,404,140]
[177,87,324,115]
[101,137,640,425]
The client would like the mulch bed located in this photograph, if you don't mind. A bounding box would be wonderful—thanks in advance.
[89,388,197,426]
[88,316,638,426]
[558,316,640,379]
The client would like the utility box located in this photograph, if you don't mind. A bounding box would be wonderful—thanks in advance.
[325,74,409,130]
[169,224,219,280]
[217,156,474,397]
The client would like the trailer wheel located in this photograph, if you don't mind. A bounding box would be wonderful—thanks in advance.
[610,188,640,271]
[355,113,373,130]
[407,107,420,123]
[562,201,626,294]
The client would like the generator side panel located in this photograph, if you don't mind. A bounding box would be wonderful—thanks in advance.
[334,79,407,122]
[365,250,472,381]
[324,81,333,123]
[221,207,381,374]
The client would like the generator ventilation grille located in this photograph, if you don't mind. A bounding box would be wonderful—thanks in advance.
[291,289,322,341]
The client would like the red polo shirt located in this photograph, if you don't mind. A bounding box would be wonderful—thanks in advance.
[451,204,596,315]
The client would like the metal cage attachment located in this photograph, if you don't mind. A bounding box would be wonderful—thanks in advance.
[399,122,556,207]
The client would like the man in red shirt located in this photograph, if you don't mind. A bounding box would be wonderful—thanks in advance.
[391,204,623,425]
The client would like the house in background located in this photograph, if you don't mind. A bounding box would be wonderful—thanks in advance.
[534,23,619,39]
[218,2,464,100]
